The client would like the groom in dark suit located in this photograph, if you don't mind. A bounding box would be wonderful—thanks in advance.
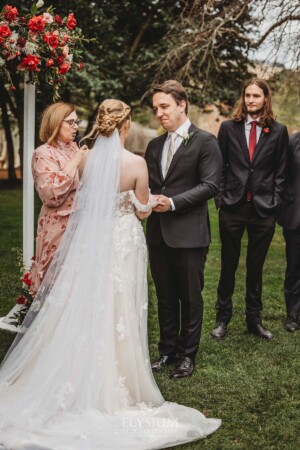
[278,132,300,332]
[212,78,288,341]
[145,80,222,378]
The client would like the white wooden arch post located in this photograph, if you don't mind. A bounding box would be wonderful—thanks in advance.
[0,80,35,331]
[23,80,35,269]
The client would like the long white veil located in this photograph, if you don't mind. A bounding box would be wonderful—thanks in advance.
[2,130,121,362]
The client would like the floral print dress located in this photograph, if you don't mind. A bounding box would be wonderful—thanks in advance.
[30,141,80,294]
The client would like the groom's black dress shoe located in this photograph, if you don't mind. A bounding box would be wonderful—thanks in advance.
[211,322,227,340]
[247,323,273,340]
[169,356,195,379]
[151,355,176,372]
[284,316,299,332]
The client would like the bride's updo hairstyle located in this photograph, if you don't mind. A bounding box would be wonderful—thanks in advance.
[85,99,131,141]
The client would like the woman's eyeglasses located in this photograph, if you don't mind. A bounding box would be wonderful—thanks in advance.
[63,119,82,128]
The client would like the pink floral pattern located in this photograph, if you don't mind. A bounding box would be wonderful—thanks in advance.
[30,141,79,294]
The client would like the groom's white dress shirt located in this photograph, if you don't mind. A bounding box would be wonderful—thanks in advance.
[161,119,191,210]
[161,119,191,178]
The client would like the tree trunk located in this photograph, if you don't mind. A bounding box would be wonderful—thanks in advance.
[0,83,17,183]
[12,75,24,179]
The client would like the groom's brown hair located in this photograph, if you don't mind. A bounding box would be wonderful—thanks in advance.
[152,80,189,114]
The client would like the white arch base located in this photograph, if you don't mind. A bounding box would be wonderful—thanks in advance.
[0,305,22,332]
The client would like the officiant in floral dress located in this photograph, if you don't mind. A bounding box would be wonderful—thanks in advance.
[30,102,88,294]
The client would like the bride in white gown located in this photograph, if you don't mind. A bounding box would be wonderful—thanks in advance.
[0,99,221,449]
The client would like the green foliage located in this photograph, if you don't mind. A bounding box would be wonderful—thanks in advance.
[270,69,300,132]
[1,0,256,115]
[150,0,254,106]
[0,1,88,99]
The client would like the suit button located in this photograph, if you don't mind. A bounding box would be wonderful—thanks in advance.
[250,169,254,173]
[161,186,166,191]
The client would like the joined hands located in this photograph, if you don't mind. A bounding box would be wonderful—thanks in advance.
[151,194,172,212]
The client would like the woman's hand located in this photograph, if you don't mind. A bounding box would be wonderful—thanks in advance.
[151,194,171,212]
[73,145,89,165]
[64,145,89,176]
[135,208,152,220]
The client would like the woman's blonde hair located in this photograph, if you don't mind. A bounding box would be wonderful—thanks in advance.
[84,99,131,141]
[39,102,75,145]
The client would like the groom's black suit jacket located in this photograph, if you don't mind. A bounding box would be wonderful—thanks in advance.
[215,119,289,218]
[278,132,300,230]
[145,123,222,248]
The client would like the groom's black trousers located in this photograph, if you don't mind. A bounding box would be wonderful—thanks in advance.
[149,241,208,359]
[283,227,300,319]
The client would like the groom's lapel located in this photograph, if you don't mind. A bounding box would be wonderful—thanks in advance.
[164,124,197,181]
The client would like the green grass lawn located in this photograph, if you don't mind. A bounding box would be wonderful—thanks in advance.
[0,189,299,449]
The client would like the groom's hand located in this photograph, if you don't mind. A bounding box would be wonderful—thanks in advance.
[152,195,172,213]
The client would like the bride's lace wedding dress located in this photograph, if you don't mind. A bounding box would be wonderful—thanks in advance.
[0,132,220,449]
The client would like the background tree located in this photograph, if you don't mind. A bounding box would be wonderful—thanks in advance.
[148,0,255,106]
[1,0,299,183]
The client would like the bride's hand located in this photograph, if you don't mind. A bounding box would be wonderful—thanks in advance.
[149,194,165,209]
[152,195,172,213]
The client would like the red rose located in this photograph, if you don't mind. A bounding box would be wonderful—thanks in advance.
[55,15,63,25]
[46,58,54,67]
[263,127,270,134]
[21,272,32,286]
[22,272,30,279]
[78,62,84,70]
[56,55,65,66]
[28,15,46,32]
[17,36,27,48]
[43,31,59,48]
[4,5,18,22]
[19,54,40,72]
[58,62,71,74]
[17,295,27,305]
[0,24,12,38]
[66,13,77,30]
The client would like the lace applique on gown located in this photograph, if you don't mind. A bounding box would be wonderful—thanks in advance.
[0,190,220,450]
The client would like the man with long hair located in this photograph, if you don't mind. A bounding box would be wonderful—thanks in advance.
[212,78,288,340]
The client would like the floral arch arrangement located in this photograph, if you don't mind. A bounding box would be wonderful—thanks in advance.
[0,1,88,98]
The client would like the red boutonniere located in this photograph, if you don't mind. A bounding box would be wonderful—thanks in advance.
[262,127,270,135]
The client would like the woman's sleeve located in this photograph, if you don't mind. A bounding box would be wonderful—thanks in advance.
[32,149,77,208]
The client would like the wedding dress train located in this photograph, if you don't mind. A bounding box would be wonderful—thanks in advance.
[0,132,220,449]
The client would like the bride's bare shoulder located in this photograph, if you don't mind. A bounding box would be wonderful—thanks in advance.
[123,149,146,167]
